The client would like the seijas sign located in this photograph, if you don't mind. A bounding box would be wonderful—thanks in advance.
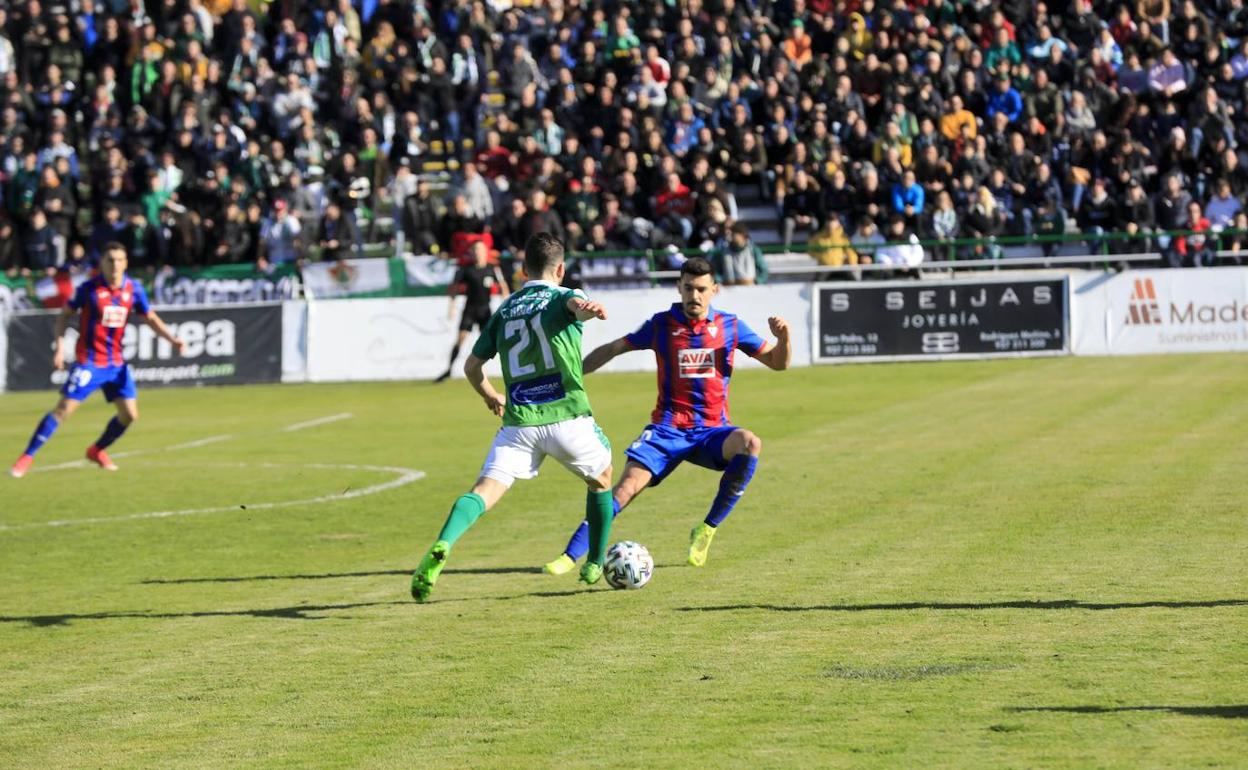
[812,277,1069,362]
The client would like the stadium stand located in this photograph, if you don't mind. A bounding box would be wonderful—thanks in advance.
[2,0,1248,283]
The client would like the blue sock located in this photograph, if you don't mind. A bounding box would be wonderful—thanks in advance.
[24,413,61,457]
[94,417,128,450]
[563,497,622,560]
[704,455,758,528]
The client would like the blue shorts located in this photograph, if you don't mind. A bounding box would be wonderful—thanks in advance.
[61,363,138,403]
[624,423,738,487]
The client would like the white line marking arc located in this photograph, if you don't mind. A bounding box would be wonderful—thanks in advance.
[30,434,235,473]
[283,413,354,432]
[166,434,234,450]
[1,462,424,532]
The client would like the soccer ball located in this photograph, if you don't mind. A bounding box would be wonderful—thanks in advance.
[604,541,654,590]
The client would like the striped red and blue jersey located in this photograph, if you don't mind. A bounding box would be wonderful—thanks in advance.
[68,275,151,366]
[624,303,767,429]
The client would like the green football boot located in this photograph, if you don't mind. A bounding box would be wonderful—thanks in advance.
[410,540,450,602]
[579,561,603,585]
[688,522,718,567]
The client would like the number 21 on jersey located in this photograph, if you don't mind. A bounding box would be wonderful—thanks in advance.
[504,316,555,377]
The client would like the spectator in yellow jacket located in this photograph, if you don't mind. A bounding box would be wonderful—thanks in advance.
[808,217,859,267]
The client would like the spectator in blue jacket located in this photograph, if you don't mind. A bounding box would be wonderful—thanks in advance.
[666,102,705,157]
[892,169,926,228]
[986,74,1024,123]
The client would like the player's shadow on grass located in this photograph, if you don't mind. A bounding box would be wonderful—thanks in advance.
[1010,705,1248,719]
[0,601,412,626]
[141,566,544,584]
[676,598,1248,613]
[0,587,591,627]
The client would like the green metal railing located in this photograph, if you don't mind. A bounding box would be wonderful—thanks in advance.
[557,227,1248,284]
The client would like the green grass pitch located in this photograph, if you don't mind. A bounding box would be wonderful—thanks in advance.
[1,356,1245,768]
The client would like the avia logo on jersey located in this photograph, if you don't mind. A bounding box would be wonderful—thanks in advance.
[678,348,716,378]
[510,373,566,406]
[122,320,237,361]
[100,305,129,328]
[1125,278,1162,325]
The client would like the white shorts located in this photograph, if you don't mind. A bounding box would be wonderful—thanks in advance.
[480,416,613,487]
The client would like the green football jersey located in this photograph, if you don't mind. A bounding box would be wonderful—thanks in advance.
[471,280,593,427]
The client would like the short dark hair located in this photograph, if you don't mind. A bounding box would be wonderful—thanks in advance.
[680,256,714,280]
[524,232,565,276]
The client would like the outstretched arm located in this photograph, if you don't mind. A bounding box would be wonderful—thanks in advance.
[464,353,506,417]
[583,337,632,374]
[566,295,607,322]
[751,316,791,371]
[143,311,188,356]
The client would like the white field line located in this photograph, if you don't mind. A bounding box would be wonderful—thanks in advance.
[30,434,235,473]
[0,463,424,532]
[282,413,354,432]
[166,434,235,450]
[29,410,353,473]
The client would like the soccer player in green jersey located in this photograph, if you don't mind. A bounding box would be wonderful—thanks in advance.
[410,233,617,602]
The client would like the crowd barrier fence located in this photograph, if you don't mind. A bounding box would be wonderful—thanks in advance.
[5,267,1248,392]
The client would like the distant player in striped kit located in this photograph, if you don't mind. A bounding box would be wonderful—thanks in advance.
[544,256,791,573]
[10,243,186,478]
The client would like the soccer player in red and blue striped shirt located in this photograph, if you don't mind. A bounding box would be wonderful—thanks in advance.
[10,244,186,478]
[544,256,791,573]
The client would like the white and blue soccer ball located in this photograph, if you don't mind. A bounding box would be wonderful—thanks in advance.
[604,541,654,590]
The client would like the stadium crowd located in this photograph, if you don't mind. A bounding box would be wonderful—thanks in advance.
[3,0,1248,283]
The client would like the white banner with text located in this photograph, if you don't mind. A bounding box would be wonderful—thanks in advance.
[1072,267,1248,355]
[303,284,812,382]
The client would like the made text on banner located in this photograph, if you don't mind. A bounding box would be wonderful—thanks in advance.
[1071,267,1248,355]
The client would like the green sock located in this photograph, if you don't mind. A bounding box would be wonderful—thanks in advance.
[585,490,614,565]
[436,493,487,547]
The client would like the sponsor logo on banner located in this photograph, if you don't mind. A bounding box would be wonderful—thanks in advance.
[328,261,359,288]
[5,305,282,390]
[1125,278,1163,326]
[678,348,716,378]
[921,332,960,354]
[1119,274,1248,329]
[813,278,1068,362]
[1080,268,1248,355]
[303,258,391,298]
[405,254,459,288]
[153,270,299,305]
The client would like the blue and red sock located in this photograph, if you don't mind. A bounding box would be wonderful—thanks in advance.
[23,413,60,457]
[94,417,129,450]
[704,454,758,528]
